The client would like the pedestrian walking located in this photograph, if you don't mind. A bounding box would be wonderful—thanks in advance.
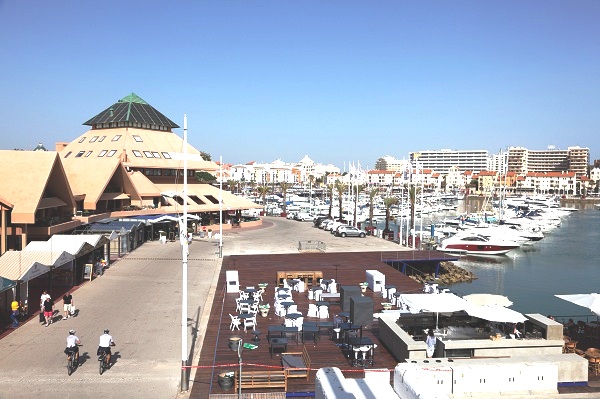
[40,291,51,323]
[42,296,54,326]
[63,291,74,319]
[10,300,19,328]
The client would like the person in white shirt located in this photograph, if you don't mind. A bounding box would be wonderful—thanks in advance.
[97,329,116,366]
[425,328,436,358]
[65,330,81,362]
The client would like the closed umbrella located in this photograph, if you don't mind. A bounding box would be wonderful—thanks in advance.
[555,293,600,316]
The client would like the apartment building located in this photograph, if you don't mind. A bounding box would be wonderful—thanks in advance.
[507,146,589,177]
[409,149,489,173]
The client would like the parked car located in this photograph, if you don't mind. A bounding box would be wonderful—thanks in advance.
[319,219,334,229]
[286,212,298,220]
[335,225,367,238]
[328,221,345,233]
[295,212,316,222]
[313,216,331,227]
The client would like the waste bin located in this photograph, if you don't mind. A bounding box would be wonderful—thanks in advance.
[218,371,234,390]
[228,336,242,351]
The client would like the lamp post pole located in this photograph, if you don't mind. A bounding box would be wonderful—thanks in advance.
[219,156,223,258]
[237,339,243,399]
[180,115,189,391]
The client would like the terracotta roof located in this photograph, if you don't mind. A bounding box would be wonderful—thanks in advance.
[0,151,75,223]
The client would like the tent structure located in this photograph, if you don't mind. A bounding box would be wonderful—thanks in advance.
[0,276,16,294]
[555,293,600,316]
[399,293,526,326]
[465,304,527,323]
[463,294,513,307]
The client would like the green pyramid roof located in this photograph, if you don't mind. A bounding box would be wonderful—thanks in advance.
[83,92,180,130]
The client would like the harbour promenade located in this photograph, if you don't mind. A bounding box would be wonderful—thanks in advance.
[0,217,407,399]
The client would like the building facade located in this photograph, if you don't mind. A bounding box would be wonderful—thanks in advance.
[507,146,589,177]
[409,149,490,173]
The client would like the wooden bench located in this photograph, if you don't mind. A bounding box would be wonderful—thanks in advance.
[235,369,287,390]
[281,345,311,381]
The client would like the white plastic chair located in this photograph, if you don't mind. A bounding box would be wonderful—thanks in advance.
[296,281,305,293]
[239,303,251,314]
[252,291,263,302]
[314,290,322,301]
[284,318,295,328]
[235,298,241,312]
[244,316,256,331]
[388,287,396,300]
[239,291,249,300]
[329,279,337,294]
[295,316,304,330]
[288,304,298,314]
[307,303,318,317]
[318,305,329,319]
[229,314,241,331]
[275,304,286,317]
[307,289,314,300]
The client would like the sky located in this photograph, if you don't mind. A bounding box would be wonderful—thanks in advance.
[1,0,599,170]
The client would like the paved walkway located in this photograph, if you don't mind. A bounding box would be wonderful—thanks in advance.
[0,217,407,399]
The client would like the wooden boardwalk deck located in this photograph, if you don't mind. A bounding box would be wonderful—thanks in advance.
[189,251,431,398]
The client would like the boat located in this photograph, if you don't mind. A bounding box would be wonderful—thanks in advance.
[439,233,521,255]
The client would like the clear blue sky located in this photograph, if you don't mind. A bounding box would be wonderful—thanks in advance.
[1,0,598,169]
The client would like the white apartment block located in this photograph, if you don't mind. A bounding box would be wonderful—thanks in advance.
[409,149,490,173]
[517,171,576,194]
[375,155,409,171]
[507,146,589,177]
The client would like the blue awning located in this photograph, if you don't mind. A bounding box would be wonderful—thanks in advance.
[0,276,17,294]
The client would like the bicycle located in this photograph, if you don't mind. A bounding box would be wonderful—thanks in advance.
[98,351,108,375]
[66,345,81,376]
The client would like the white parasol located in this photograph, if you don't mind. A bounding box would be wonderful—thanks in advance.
[463,294,513,307]
[465,304,527,323]
[555,293,600,316]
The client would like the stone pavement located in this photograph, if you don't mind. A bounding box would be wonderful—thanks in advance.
[0,217,407,399]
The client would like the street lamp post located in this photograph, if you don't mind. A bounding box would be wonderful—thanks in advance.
[180,115,189,391]
[229,337,243,399]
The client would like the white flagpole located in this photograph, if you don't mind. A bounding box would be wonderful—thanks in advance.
[219,156,223,258]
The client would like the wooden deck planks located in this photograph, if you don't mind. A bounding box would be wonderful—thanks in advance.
[190,250,443,398]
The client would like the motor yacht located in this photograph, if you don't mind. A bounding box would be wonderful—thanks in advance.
[439,233,521,255]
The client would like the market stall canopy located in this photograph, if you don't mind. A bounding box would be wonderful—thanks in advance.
[463,294,513,307]
[0,276,16,294]
[555,293,600,316]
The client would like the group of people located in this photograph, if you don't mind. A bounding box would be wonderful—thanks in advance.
[65,328,116,367]
[39,290,76,326]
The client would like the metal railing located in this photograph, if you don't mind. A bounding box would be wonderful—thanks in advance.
[298,240,326,252]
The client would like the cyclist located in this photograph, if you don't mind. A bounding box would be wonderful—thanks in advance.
[97,329,115,366]
[65,329,81,363]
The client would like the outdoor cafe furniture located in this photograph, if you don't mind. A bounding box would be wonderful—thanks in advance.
[564,340,578,353]
[252,329,262,342]
[307,303,318,317]
[308,286,322,300]
[317,321,334,338]
[340,322,361,343]
[384,285,396,299]
[302,323,320,344]
[347,336,374,366]
[268,325,299,344]
[269,337,289,358]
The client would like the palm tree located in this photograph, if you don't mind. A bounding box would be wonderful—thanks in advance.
[367,187,379,227]
[326,184,334,217]
[257,184,270,211]
[227,179,237,193]
[279,182,292,214]
[352,184,365,227]
[334,181,347,221]
[407,184,422,237]
[383,196,399,234]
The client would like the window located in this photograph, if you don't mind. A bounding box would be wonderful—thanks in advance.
[85,151,93,157]
[143,151,154,158]
[112,135,121,141]
[75,151,85,158]
[152,152,160,158]
[98,136,106,142]
[78,137,86,143]
[133,135,143,142]
[107,150,117,157]
[98,150,107,157]
[90,136,99,143]
[132,150,143,158]
[64,151,72,158]
[161,152,171,159]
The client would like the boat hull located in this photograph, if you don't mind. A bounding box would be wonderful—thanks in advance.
[440,243,519,255]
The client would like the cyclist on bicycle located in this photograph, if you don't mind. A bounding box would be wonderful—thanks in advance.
[97,329,115,366]
[65,329,81,362]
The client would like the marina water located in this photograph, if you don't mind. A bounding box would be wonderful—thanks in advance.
[372,206,600,322]
[450,207,600,322]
